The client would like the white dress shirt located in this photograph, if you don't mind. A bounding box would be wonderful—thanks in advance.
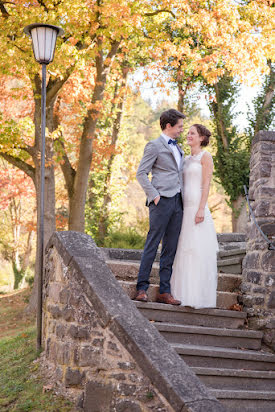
[161,133,181,169]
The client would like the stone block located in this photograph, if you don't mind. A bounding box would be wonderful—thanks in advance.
[62,305,75,322]
[65,367,83,387]
[53,251,64,282]
[68,325,90,340]
[259,162,271,177]
[56,324,66,339]
[265,275,275,287]
[118,362,136,371]
[260,222,275,236]
[263,329,275,351]
[46,319,56,334]
[262,251,275,272]
[48,283,62,303]
[268,292,275,309]
[59,286,71,304]
[47,304,62,319]
[83,381,113,412]
[257,186,275,199]
[242,295,254,307]
[56,342,72,365]
[255,200,270,217]
[48,340,57,362]
[78,345,100,367]
[116,400,142,412]
[108,341,120,352]
[92,338,104,348]
[118,383,137,396]
[111,373,126,381]
[240,283,251,293]
[45,337,51,357]
[254,296,265,305]
[245,271,262,284]
[252,287,266,294]
[243,252,260,270]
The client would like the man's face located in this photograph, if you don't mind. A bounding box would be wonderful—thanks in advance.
[166,119,184,139]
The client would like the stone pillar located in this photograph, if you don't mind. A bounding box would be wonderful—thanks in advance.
[242,131,275,350]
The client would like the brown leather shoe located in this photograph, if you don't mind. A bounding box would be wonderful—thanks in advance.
[156,293,181,305]
[134,290,148,302]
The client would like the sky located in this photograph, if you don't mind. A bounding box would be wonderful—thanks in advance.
[130,68,261,131]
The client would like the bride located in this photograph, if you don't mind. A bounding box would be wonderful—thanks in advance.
[171,124,219,309]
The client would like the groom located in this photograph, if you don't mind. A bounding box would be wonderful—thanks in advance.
[134,109,185,305]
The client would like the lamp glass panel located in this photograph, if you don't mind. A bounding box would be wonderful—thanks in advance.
[30,26,58,63]
[31,28,40,62]
[37,27,48,62]
[45,28,57,62]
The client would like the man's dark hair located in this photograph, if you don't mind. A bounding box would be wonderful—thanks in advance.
[160,109,186,131]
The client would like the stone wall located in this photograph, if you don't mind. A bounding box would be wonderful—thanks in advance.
[42,231,223,412]
[241,131,275,350]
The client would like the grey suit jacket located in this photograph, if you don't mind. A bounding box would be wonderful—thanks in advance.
[136,135,184,205]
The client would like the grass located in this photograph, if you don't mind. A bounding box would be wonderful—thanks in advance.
[104,227,146,249]
[0,260,14,292]
[0,289,74,411]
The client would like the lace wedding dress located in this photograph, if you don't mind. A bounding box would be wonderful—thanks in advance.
[171,151,219,309]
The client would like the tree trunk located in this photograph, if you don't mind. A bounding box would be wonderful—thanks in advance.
[254,61,275,134]
[97,72,127,243]
[68,40,120,232]
[232,195,247,233]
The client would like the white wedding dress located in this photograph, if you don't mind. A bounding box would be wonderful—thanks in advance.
[171,151,219,309]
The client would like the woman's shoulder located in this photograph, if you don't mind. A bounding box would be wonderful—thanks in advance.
[201,151,213,168]
[201,150,213,161]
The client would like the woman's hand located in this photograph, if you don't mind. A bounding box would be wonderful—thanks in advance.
[195,208,204,224]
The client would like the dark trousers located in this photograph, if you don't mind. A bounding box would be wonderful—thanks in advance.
[137,193,183,294]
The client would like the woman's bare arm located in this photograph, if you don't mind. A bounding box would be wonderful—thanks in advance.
[195,152,213,224]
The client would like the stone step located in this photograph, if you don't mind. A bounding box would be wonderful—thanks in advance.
[217,256,242,274]
[103,247,245,264]
[210,389,275,411]
[134,301,246,329]
[154,322,263,350]
[119,280,239,310]
[172,343,275,371]
[218,248,246,260]
[217,233,246,243]
[192,367,275,391]
[109,260,242,291]
[219,241,246,251]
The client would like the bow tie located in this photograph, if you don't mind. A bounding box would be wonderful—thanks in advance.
[168,139,177,146]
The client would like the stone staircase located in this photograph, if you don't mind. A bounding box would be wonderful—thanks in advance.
[134,302,275,411]
[101,233,275,411]
[102,233,246,310]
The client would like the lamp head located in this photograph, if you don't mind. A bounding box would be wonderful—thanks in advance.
[24,23,64,65]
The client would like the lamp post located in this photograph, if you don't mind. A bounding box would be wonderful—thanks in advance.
[23,23,64,350]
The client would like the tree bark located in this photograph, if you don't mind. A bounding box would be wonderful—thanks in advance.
[213,83,229,149]
[232,195,247,233]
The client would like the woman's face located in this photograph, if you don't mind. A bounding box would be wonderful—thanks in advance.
[186,126,203,148]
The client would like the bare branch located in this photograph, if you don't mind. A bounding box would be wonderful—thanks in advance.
[47,64,76,102]
[37,0,49,12]
[0,1,10,18]
[56,139,76,197]
[11,43,27,54]
[144,9,176,19]
[106,40,121,63]
[0,152,35,181]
